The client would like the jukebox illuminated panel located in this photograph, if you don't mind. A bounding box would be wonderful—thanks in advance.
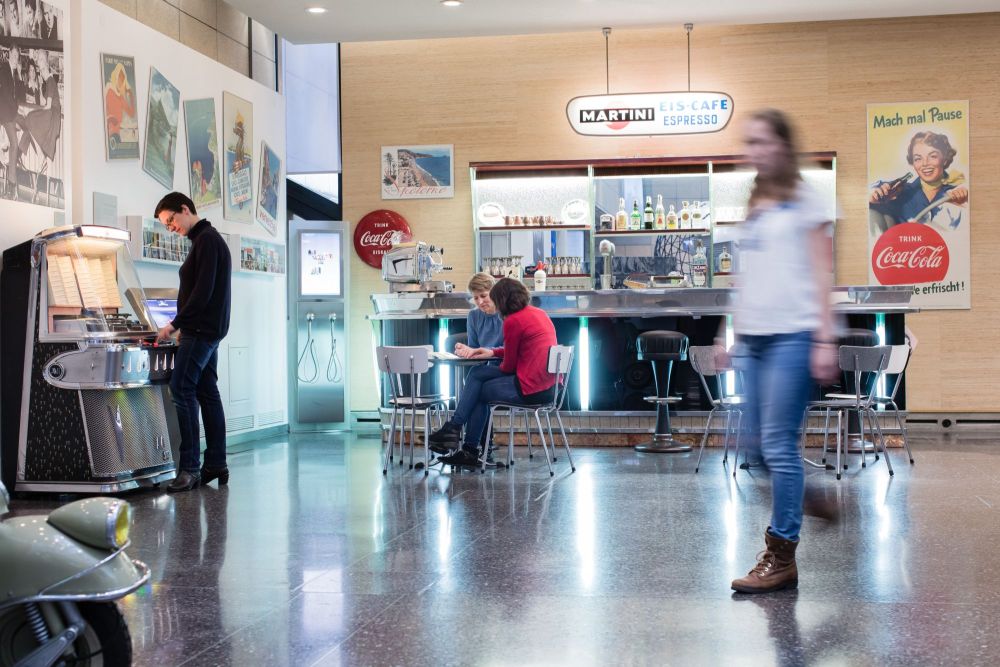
[1,226,178,493]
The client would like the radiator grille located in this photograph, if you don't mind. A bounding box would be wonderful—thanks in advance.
[257,409,285,426]
[81,388,171,476]
[226,415,255,432]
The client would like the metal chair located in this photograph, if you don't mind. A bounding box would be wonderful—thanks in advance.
[481,345,576,477]
[689,346,744,474]
[376,345,452,475]
[807,345,892,479]
[822,344,913,464]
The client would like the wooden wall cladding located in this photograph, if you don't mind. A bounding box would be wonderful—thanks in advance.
[342,13,1000,412]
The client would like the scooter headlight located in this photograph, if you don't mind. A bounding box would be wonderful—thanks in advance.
[47,498,132,550]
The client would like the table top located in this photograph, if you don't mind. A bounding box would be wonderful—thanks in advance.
[429,354,488,366]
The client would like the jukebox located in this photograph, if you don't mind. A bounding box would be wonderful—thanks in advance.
[1,225,178,493]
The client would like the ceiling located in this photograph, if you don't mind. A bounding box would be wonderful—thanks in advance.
[226,0,998,44]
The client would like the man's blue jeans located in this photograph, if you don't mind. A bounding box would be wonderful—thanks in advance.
[450,365,522,451]
[170,336,227,473]
[737,331,814,542]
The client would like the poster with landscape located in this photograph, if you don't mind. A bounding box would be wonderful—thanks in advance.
[142,67,180,189]
[381,145,453,199]
[255,140,281,236]
[183,97,221,209]
[222,91,253,222]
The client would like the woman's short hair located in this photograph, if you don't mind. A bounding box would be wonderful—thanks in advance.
[907,131,957,170]
[489,278,530,316]
[467,272,495,294]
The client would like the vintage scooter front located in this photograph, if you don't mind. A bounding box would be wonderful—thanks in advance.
[0,483,149,666]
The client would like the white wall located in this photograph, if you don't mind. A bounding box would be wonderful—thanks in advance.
[70,1,287,435]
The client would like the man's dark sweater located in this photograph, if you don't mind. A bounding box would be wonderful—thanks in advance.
[171,219,231,340]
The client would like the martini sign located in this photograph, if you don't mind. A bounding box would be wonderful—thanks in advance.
[566,91,734,137]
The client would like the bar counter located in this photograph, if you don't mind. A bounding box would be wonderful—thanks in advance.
[369,285,916,416]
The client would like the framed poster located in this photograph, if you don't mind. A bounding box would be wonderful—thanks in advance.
[867,101,970,310]
[101,53,139,159]
[142,67,180,189]
[222,91,253,223]
[256,140,281,236]
[381,144,453,199]
[0,1,66,208]
[183,98,222,210]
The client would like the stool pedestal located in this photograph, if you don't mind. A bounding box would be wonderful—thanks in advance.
[634,331,691,454]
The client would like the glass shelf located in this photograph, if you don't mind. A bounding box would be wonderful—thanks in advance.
[595,228,710,237]
[480,225,590,232]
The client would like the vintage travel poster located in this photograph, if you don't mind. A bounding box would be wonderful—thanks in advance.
[381,145,453,199]
[0,0,65,208]
[256,140,281,236]
[101,53,139,159]
[142,68,180,189]
[867,100,970,310]
[183,97,222,209]
[222,91,253,223]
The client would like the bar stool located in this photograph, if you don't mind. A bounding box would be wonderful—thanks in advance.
[634,330,690,453]
[837,328,878,455]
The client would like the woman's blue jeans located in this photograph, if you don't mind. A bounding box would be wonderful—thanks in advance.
[450,365,521,451]
[737,331,814,541]
[170,336,227,473]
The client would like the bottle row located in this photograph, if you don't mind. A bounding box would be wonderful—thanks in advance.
[602,197,711,232]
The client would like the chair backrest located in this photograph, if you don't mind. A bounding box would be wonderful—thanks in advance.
[884,344,911,401]
[688,345,730,404]
[547,345,575,410]
[839,345,890,405]
[376,345,432,401]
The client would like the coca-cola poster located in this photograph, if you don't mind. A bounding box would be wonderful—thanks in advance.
[867,100,970,309]
[354,210,412,269]
[381,145,454,199]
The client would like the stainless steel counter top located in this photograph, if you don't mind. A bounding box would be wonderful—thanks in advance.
[369,285,917,320]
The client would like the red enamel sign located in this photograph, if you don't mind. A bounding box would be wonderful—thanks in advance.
[871,222,949,285]
[354,210,412,269]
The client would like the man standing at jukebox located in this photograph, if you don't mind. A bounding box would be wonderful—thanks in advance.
[154,192,232,492]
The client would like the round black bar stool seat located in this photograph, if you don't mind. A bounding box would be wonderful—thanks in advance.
[634,330,690,453]
[838,328,879,348]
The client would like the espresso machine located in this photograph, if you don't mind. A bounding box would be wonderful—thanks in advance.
[381,241,453,292]
[1,225,178,493]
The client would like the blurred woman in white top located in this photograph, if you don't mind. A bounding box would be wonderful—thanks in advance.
[726,109,838,595]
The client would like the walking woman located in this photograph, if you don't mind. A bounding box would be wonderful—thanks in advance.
[727,109,839,594]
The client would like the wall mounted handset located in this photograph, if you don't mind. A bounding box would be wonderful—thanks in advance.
[296,312,319,383]
[327,313,343,383]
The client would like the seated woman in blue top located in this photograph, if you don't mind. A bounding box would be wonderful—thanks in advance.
[456,272,502,357]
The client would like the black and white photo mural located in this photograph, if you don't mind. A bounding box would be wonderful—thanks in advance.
[0,0,63,208]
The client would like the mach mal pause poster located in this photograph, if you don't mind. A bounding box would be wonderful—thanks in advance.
[867,101,970,309]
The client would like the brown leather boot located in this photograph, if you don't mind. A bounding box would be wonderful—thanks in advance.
[731,531,799,594]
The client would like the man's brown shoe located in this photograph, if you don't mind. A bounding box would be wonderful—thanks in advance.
[731,530,799,594]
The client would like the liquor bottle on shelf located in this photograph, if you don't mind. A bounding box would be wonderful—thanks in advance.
[691,200,704,229]
[630,200,642,231]
[691,241,708,287]
[666,204,678,230]
[643,196,654,230]
[718,247,733,273]
[680,200,692,230]
[616,198,628,231]
[654,195,666,230]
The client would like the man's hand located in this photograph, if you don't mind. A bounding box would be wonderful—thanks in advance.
[467,347,494,360]
[454,342,473,358]
[156,323,177,344]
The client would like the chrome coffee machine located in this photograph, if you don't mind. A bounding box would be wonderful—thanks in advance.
[1,225,178,493]
[381,241,453,292]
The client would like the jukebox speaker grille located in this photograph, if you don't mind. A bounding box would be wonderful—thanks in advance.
[81,387,171,476]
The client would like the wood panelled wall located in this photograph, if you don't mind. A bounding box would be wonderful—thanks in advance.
[342,13,1000,413]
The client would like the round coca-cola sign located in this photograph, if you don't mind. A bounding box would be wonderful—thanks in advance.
[354,210,412,269]
[871,222,949,285]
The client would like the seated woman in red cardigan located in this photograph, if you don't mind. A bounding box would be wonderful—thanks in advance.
[428,278,557,469]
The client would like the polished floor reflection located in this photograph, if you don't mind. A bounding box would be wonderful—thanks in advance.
[14,431,1000,665]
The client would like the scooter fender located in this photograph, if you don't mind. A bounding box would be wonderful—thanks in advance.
[0,519,148,606]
